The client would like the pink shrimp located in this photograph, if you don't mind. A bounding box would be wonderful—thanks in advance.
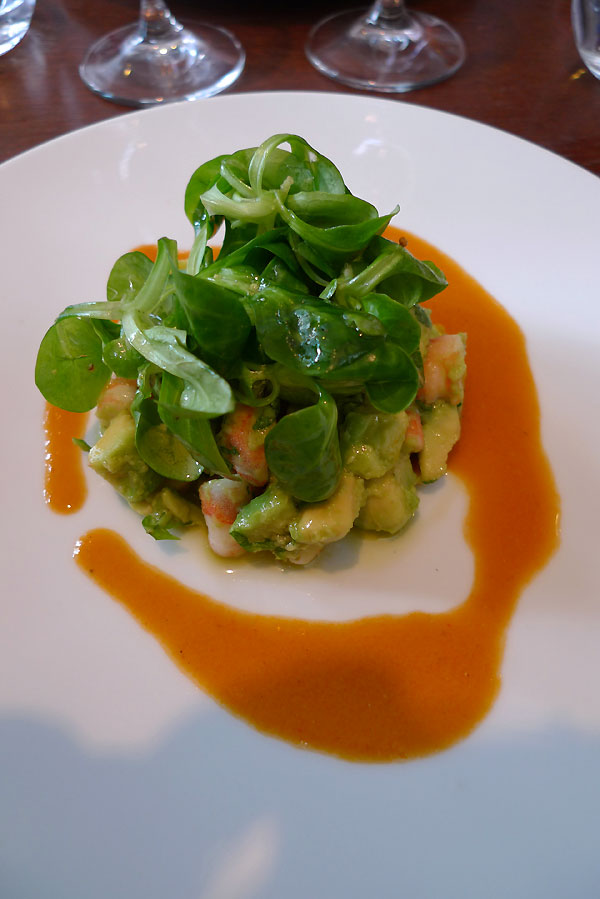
[219,404,274,487]
[96,377,137,423]
[418,334,466,406]
[404,406,424,453]
[199,478,250,558]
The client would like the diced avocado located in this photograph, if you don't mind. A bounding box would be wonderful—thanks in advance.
[230,483,297,552]
[154,487,204,527]
[444,333,467,407]
[340,409,408,479]
[289,472,365,546]
[419,401,461,483]
[356,453,419,534]
[88,411,163,503]
[139,487,205,541]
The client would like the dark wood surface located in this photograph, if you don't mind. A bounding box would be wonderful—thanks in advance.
[2,0,599,176]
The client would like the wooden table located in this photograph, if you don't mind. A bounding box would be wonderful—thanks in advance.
[1,0,599,176]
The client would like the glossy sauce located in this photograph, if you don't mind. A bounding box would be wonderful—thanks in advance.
[43,403,88,513]
[47,233,560,762]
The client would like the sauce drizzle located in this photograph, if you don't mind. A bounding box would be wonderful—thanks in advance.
[49,234,560,761]
[43,404,88,513]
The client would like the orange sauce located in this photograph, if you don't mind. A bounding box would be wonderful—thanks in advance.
[135,244,159,261]
[50,232,560,762]
[43,403,88,513]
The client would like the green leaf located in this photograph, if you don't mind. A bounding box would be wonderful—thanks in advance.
[185,224,209,277]
[233,364,280,407]
[102,335,145,378]
[365,370,419,414]
[264,386,341,502]
[276,197,397,256]
[184,148,255,230]
[158,373,232,477]
[132,395,203,482]
[260,258,309,294]
[359,293,421,353]
[250,285,413,384]
[286,192,379,228]
[106,250,154,303]
[202,227,287,277]
[72,438,92,452]
[171,269,251,373]
[130,237,177,316]
[122,312,234,418]
[142,512,180,541]
[35,317,112,412]
[248,134,346,195]
[338,238,447,307]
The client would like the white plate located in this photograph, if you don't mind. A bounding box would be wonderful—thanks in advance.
[1,92,599,898]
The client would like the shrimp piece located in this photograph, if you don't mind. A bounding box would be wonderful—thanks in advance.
[418,334,466,406]
[96,377,137,424]
[404,405,424,453]
[199,478,250,558]
[220,404,274,487]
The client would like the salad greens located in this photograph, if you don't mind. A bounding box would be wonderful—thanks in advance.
[35,133,465,563]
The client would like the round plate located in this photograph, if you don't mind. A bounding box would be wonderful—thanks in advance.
[1,92,599,898]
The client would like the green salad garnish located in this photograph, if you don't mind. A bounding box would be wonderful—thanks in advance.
[35,134,466,565]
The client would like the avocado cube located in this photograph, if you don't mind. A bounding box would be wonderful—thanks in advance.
[153,487,204,527]
[356,454,419,534]
[419,401,461,483]
[340,409,408,479]
[88,411,163,503]
[230,483,297,552]
[289,472,365,546]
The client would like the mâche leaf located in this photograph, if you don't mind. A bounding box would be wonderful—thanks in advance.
[132,394,203,482]
[35,317,112,412]
[264,386,341,502]
[171,269,251,374]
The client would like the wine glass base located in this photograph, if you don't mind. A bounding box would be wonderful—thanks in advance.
[306,8,465,93]
[80,21,245,107]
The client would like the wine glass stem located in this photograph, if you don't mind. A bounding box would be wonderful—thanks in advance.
[139,0,181,41]
[366,0,412,28]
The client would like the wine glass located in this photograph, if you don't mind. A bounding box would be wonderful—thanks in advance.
[79,1,245,107]
[305,0,465,93]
